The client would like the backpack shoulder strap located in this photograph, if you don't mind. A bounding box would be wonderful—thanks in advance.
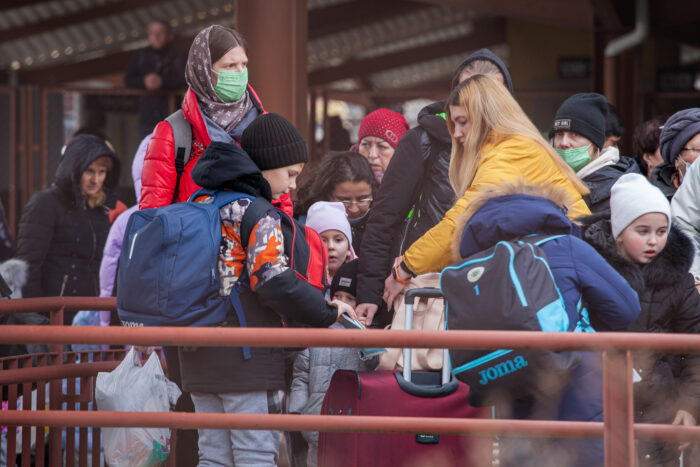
[519,234,566,247]
[187,188,254,207]
[239,197,276,249]
[165,110,193,204]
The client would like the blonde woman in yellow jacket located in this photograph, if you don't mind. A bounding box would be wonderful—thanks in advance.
[375,75,591,316]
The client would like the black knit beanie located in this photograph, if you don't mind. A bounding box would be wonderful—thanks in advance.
[241,113,309,170]
[550,93,607,149]
[330,259,358,298]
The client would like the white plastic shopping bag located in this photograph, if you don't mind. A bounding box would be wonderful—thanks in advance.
[96,348,181,467]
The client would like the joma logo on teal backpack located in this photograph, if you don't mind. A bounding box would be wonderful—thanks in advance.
[478,356,528,385]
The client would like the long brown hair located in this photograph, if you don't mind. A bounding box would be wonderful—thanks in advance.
[294,151,377,216]
[445,75,589,197]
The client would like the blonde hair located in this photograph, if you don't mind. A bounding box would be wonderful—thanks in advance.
[454,59,504,87]
[446,75,590,197]
[84,156,113,209]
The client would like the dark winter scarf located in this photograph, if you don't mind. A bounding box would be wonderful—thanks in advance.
[185,25,253,134]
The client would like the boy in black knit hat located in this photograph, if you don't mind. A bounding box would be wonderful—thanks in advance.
[179,113,355,466]
[329,259,359,308]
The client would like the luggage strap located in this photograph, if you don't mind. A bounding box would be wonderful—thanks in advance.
[232,196,273,361]
[166,110,192,204]
[229,272,253,360]
[190,188,258,360]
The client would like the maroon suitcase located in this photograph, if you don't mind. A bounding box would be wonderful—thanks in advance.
[318,288,489,467]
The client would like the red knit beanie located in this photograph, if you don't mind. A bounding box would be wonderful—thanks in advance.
[358,109,409,149]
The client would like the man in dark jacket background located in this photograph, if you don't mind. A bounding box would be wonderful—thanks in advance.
[125,20,187,137]
[355,49,513,327]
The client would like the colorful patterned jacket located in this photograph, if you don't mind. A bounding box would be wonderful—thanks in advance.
[178,141,337,393]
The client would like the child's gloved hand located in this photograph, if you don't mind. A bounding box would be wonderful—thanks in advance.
[333,300,359,324]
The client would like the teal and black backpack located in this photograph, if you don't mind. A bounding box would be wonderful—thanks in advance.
[440,235,592,406]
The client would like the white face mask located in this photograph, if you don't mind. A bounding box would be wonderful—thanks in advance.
[679,157,694,182]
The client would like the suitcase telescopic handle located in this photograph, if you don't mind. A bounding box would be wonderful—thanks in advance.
[402,287,450,385]
[404,287,444,304]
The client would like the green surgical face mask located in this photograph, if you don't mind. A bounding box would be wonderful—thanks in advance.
[213,68,248,102]
[555,144,591,172]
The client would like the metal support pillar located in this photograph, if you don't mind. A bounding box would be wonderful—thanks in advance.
[322,91,329,155]
[603,50,639,155]
[308,86,318,161]
[604,55,617,105]
[603,349,635,467]
[8,87,18,236]
[235,0,308,133]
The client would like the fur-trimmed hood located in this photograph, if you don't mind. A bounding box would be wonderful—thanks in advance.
[578,211,694,292]
[452,181,578,259]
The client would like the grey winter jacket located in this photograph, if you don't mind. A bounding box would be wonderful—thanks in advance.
[288,324,377,467]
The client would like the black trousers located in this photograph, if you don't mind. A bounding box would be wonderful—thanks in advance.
[163,346,199,467]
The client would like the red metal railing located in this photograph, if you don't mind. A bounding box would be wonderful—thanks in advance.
[0,298,129,467]
[1,297,700,467]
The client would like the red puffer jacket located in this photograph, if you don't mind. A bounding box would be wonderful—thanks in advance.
[139,85,266,210]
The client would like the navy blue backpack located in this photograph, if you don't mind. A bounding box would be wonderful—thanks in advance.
[440,235,593,406]
[117,190,252,327]
[117,188,329,334]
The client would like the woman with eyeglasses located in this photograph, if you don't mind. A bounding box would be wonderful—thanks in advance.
[294,151,378,253]
[667,108,700,295]
[660,108,700,189]
[357,108,410,183]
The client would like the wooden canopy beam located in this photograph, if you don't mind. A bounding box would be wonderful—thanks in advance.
[308,0,429,40]
[654,0,700,27]
[309,18,506,86]
[0,0,170,44]
[415,0,593,30]
[17,36,193,85]
[590,0,623,30]
[17,51,133,85]
[0,0,53,11]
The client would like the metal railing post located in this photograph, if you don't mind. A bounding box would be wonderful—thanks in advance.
[603,349,635,467]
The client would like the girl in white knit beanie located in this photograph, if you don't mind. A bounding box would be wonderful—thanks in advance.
[582,172,699,465]
[610,173,671,264]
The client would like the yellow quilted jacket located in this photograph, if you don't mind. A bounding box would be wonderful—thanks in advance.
[402,133,590,275]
